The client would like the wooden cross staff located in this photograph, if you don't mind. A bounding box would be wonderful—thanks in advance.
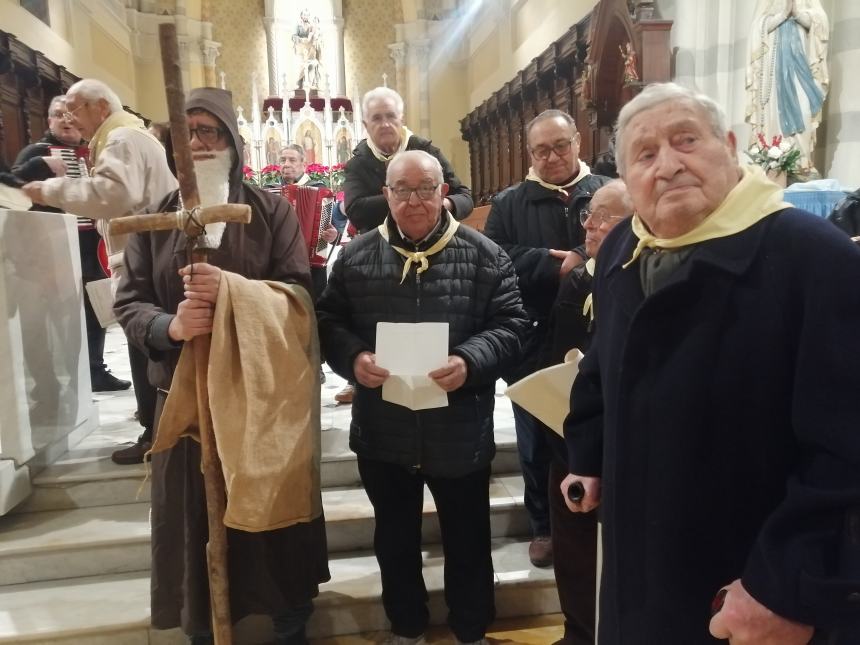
[109,23,249,645]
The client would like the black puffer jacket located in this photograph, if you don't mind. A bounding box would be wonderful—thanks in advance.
[484,174,609,382]
[317,214,528,477]
[343,136,473,233]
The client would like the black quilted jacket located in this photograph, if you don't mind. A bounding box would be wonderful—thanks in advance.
[316,214,528,477]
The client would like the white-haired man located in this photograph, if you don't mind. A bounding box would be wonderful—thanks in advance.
[343,86,473,235]
[21,78,178,465]
[318,150,527,645]
[562,82,860,644]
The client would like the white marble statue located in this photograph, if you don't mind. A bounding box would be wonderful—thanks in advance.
[745,0,829,174]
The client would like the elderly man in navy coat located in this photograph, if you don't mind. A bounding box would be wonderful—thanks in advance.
[563,82,860,645]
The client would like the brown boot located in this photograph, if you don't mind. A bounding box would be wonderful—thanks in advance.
[334,383,354,404]
[111,438,152,465]
[528,535,553,568]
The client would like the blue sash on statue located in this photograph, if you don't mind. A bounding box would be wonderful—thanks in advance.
[775,18,824,136]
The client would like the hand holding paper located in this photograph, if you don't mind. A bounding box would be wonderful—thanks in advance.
[353,351,390,388]
[428,355,468,392]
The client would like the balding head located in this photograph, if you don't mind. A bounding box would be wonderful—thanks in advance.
[583,179,633,258]
[384,150,449,241]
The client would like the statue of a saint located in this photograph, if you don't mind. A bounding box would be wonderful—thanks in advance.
[745,0,829,174]
[292,10,324,90]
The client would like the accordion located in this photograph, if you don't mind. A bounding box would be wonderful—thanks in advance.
[48,145,92,230]
[283,184,334,268]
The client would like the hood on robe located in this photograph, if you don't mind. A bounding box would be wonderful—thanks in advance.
[185,87,243,197]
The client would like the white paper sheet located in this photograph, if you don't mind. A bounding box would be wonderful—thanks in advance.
[504,348,584,436]
[375,322,449,410]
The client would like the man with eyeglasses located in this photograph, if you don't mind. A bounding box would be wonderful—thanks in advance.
[12,95,132,393]
[483,108,609,644]
[318,150,527,645]
[20,79,177,466]
[115,87,330,645]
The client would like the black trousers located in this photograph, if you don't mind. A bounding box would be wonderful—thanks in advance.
[549,458,598,644]
[79,229,106,375]
[357,457,496,642]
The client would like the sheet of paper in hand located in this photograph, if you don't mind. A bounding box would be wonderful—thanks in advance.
[375,322,449,410]
[505,348,584,436]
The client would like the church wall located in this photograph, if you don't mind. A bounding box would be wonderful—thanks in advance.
[209,0,268,115]
[465,0,596,111]
[342,0,401,102]
[0,0,137,106]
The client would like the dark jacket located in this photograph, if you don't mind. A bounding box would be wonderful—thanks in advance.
[343,136,473,233]
[484,173,609,382]
[828,189,860,237]
[317,213,528,478]
[565,209,860,643]
[12,131,85,213]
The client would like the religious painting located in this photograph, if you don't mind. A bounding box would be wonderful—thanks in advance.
[238,124,254,168]
[335,127,352,164]
[294,120,323,165]
[263,126,283,167]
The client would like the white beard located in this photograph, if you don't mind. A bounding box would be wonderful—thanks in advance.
[192,149,232,249]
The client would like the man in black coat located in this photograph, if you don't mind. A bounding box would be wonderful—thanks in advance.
[12,95,130,393]
[343,86,473,234]
[563,82,860,645]
[483,109,608,586]
[317,150,527,645]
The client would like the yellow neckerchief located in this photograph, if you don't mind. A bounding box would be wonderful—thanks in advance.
[295,173,311,186]
[366,126,415,163]
[88,110,159,164]
[623,164,791,268]
[525,159,592,197]
[582,258,596,321]
[378,212,460,284]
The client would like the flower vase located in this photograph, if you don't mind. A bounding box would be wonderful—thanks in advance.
[767,169,787,188]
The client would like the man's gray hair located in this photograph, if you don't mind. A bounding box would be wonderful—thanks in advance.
[526,109,578,141]
[280,144,305,161]
[614,82,728,173]
[596,178,635,214]
[386,150,443,185]
[48,95,67,111]
[67,79,123,114]
[362,86,404,117]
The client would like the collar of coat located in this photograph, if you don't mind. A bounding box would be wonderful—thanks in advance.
[379,210,459,284]
[525,159,592,197]
[622,164,791,267]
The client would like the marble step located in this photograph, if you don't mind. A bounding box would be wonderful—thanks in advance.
[0,538,557,644]
[17,434,522,514]
[0,474,530,585]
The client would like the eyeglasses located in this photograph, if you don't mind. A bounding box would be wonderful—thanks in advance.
[529,139,575,161]
[579,208,626,226]
[386,184,440,202]
[189,125,226,145]
[62,103,88,121]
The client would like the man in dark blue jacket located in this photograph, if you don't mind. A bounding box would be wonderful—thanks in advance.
[563,82,860,645]
[317,150,527,645]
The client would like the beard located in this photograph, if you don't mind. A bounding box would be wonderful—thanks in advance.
[192,149,232,249]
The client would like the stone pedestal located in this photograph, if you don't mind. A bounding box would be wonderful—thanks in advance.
[0,209,98,515]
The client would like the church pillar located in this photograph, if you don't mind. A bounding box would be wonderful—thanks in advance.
[201,40,220,89]
[388,42,406,98]
[411,40,431,137]
[333,17,346,96]
[263,17,278,96]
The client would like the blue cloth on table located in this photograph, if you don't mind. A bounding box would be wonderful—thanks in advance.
[783,189,848,217]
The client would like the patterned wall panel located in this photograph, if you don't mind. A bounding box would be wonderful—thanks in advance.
[209,0,267,114]
[342,0,402,102]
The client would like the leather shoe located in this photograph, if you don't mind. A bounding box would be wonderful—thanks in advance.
[334,383,354,404]
[111,438,152,465]
[91,370,131,392]
[529,535,553,568]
